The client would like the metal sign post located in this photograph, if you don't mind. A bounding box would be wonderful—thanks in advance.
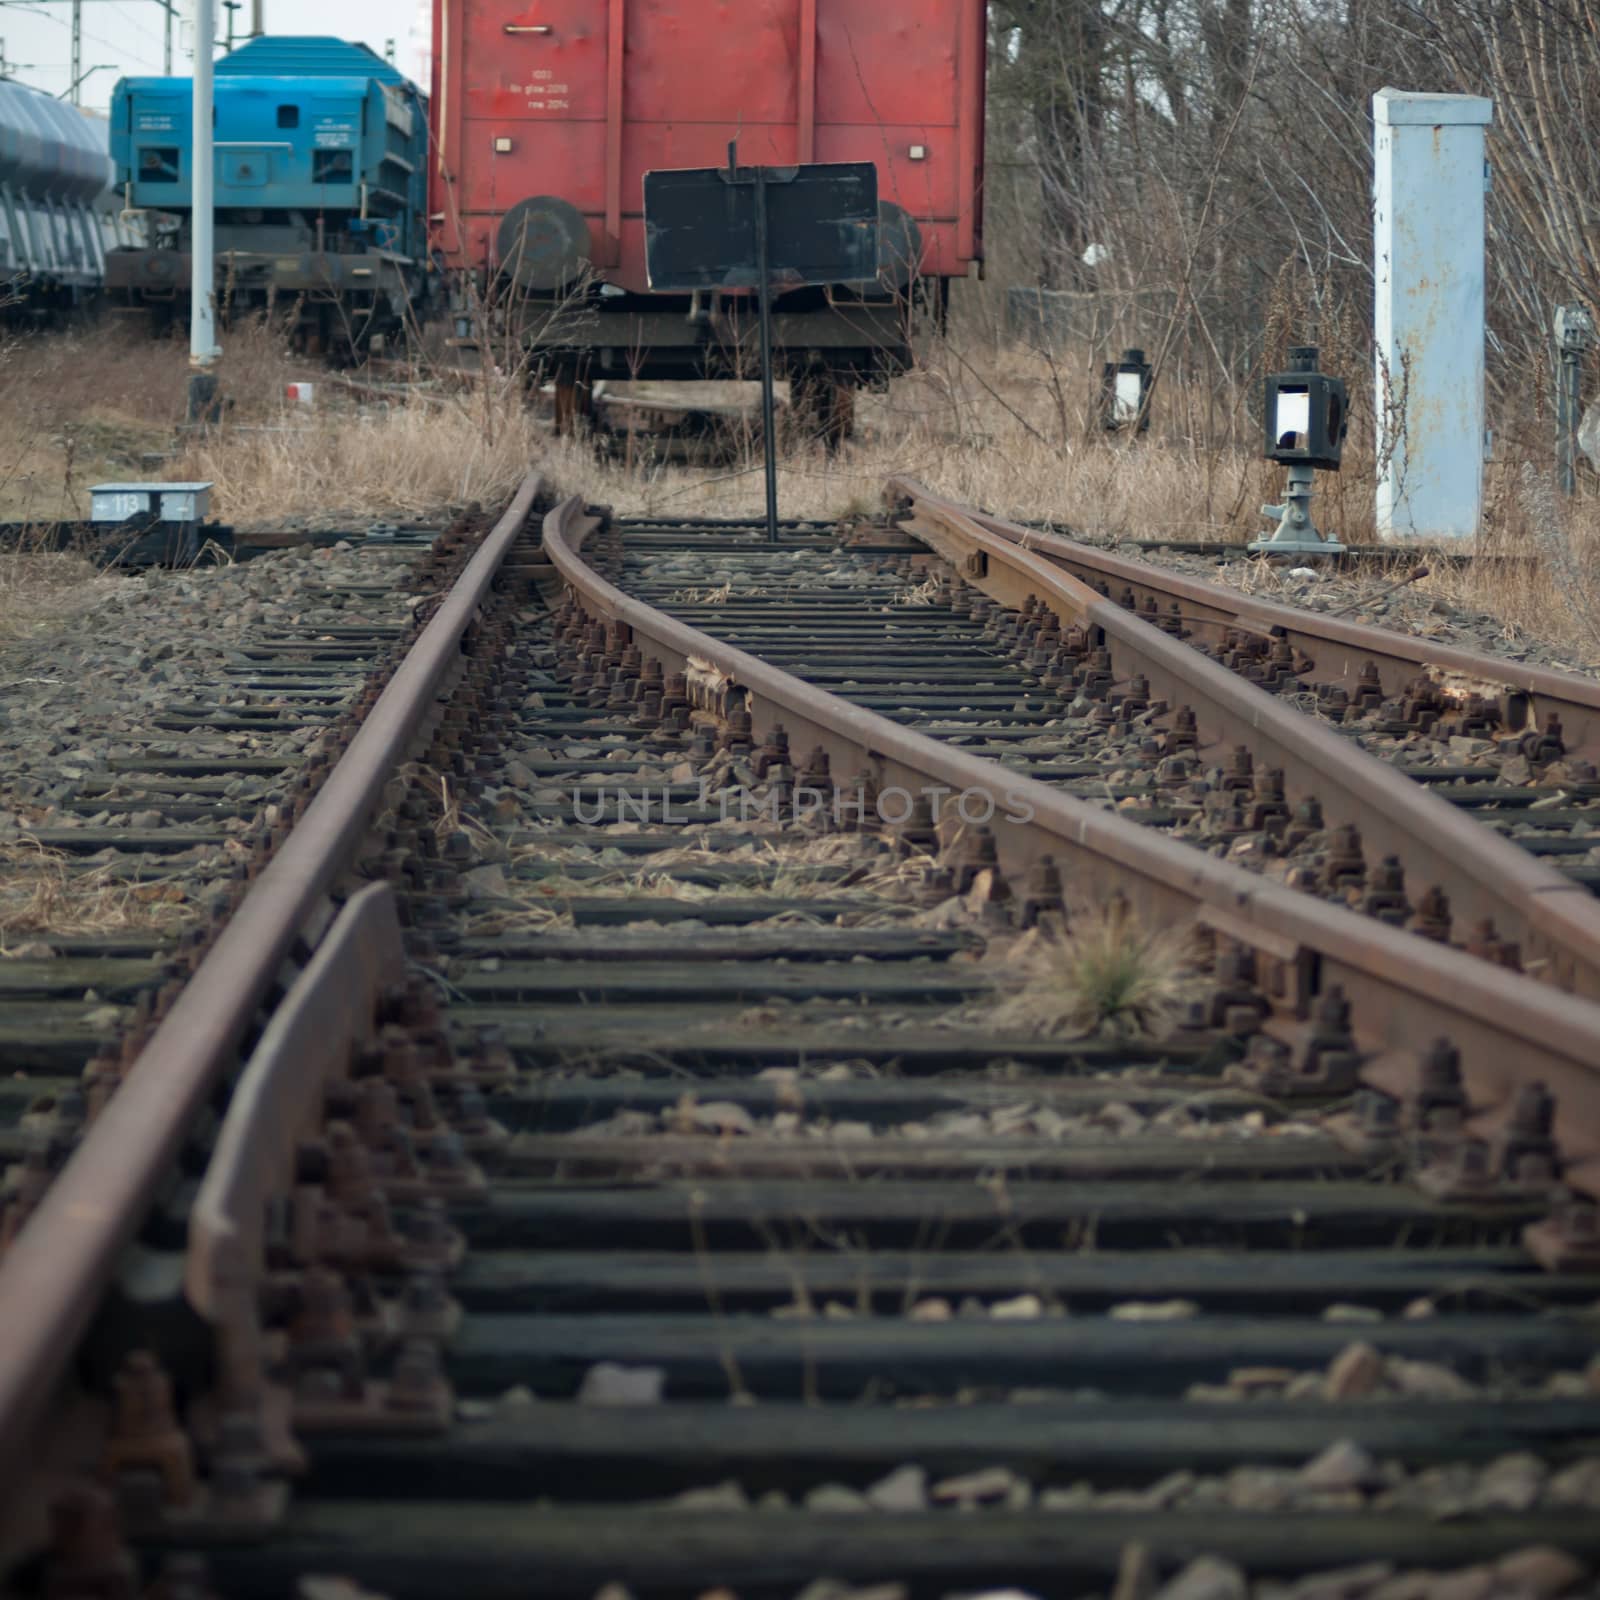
[751,160,779,543]
[189,0,221,421]
[644,147,877,542]
[1556,303,1593,497]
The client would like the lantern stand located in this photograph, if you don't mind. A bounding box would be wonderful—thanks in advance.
[1101,348,1153,434]
[1555,303,1593,498]
[1248,344,1348,558]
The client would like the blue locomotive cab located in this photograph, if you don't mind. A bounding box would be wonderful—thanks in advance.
[107,36,431,354]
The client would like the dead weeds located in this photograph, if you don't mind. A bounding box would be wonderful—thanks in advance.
[982,900,1205,1041]
[0,839,191,945]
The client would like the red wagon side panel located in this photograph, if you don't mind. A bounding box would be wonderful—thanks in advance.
[430,0,984,293]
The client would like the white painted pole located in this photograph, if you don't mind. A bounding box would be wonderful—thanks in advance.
[190,0,219,373]
[1372,87,1494,541]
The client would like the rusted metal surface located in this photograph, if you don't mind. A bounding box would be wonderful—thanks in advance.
[543,495,1600,1188]
[187,881,407,1473]
[917,483,1600,763]
[895,481,1600,999]
[431,0,983,290]
[0,471,543,1504]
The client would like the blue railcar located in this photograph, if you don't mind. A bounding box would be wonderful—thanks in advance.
[107,36,432,354]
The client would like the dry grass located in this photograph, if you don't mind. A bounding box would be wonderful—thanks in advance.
[0,319,541,529]
[0,321,297,522]
[538,345,1278,543]
[0,840,192,946]
[177,378,545,527]
[6,314,1599,662]
[985,902,1204,1040]
[0,551,119,652]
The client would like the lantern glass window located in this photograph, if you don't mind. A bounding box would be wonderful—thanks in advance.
[1114,370,1142,421]
[1274,387,1310,450]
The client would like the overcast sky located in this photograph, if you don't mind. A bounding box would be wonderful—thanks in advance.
[0,1,429,112]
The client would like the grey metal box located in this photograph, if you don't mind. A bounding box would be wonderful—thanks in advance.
[90,482,214,524]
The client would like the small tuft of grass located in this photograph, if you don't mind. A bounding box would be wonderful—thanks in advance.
[988,901,1203,1040]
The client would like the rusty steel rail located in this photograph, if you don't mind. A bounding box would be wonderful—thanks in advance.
[186,880,410,1500]
[0,469,544,1504]
[910,483,1600,763]
[892,482,1600,999]
[543,495,1600,1191]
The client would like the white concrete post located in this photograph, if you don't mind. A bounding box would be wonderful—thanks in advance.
[190,0,219,369]
[1372,87,1493,541]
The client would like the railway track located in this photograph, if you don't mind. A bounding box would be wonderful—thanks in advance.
[0,522,466,1244]
[3,476,1600,1599]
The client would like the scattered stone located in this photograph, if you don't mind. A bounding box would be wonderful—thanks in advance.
[671,1481,749,1511]
[1228,1366,1296,1393]
[1491,1547,1587,1597]
[1094,1101,1146,1135]
[1284,1373,1327,1401]
[990,1294,1043,1321]
[865,1465,928,1513]
[1140,1470,1197,1510]
[1416,1567,1496,1600]
[1546,1458,1600,1507]
[1385,1358,1475,1400]
[1325,1341,1385,1400]
[908,1298,952,1323]
[6,941,58,960]
[1038,1483,1096,1510]
[1223,1466,1295,1511]
[1109,1300,1199,1322]
[1298,1439,1380,1493]
[930,1466,1019,1506]
[1321,1303,1383,1324]
[1367,1576,1436,1600]
[1185,1384,1240,1403]
[1275,1563,1395,1600]
[690,1100,757,1136]
[497,1384,537,1409]
[1153,1555,1248,1600]
[576,1362,665,1406]
[793,1583,908,1600]
[804,1483,870,1513]
[1471,1452,1547,1513]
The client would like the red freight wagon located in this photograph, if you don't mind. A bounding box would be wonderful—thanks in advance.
[429,0,985,434]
